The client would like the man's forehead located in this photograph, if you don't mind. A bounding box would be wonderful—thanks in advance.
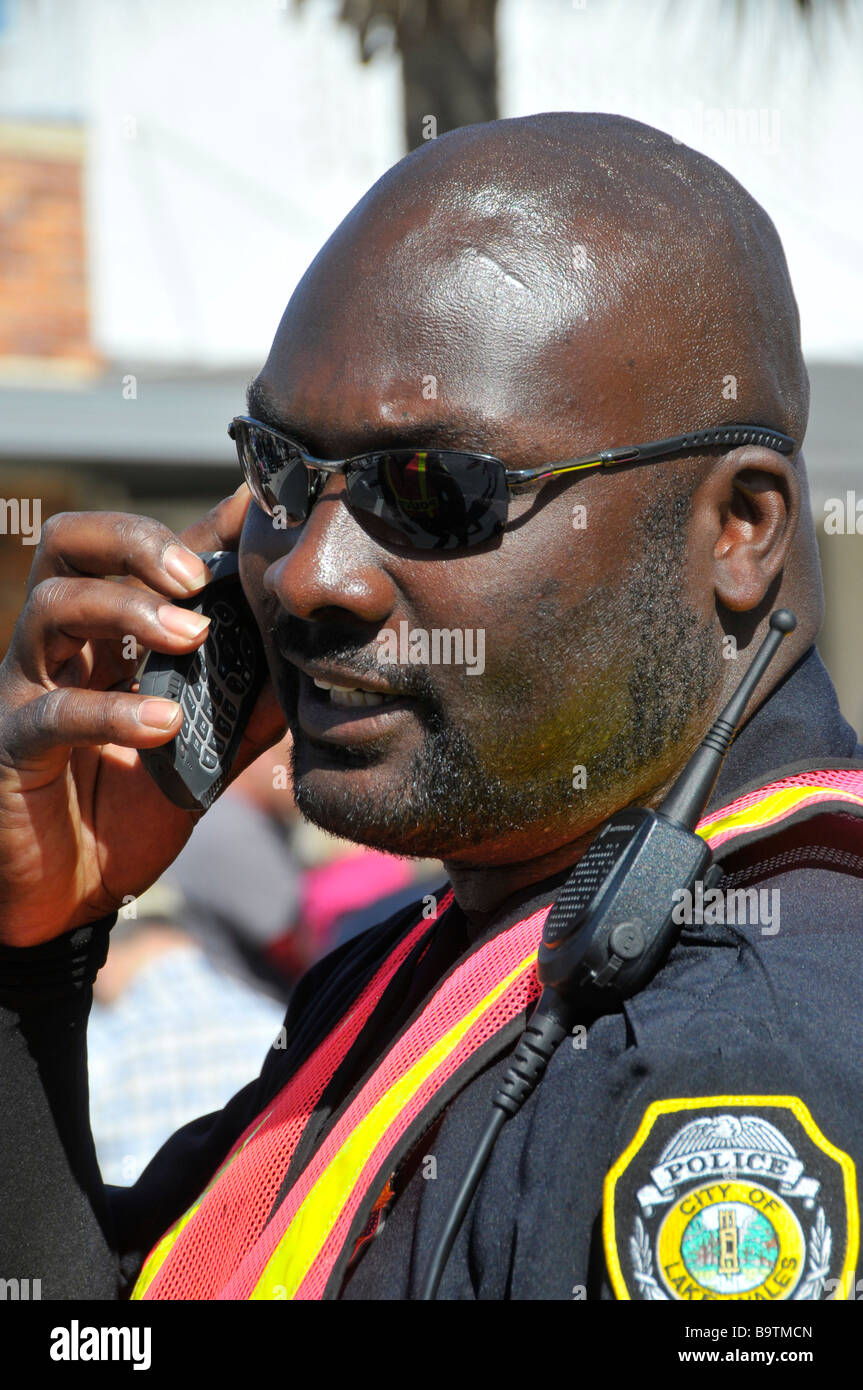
[248,111,804,461]
[245,375,528,460]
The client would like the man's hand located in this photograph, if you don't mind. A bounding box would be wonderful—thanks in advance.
[0,488,286,946]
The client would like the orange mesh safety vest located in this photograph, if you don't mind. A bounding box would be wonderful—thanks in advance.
[131,764,863,1301]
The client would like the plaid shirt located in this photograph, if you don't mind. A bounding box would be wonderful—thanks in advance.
[88,945,286,1186]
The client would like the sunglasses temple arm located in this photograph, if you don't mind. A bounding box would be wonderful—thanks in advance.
[506,448,641,488]
[505,424,796,489]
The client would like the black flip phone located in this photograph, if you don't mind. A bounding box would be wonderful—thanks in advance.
[136,550,267,810]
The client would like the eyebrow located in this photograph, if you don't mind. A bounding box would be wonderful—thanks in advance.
[244,378,507,458]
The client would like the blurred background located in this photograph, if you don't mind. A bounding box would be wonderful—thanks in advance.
[1,0,861,1176]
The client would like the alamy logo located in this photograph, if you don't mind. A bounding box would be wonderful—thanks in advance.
[0,1277,40,1299]
[0,497,41,545]
[671,882,780,936]
[669,103,780,152]
[823,492,863,535]
[49,1321,151,1371]
[376,621,485,675]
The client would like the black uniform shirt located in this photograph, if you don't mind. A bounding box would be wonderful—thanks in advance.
[1,646,861,1301]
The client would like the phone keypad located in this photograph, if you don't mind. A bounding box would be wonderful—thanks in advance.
[174,597,256,774]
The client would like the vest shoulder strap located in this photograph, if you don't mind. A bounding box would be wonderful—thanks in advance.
[697,760,863,873]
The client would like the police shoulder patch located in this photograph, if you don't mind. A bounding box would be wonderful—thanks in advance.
[604,1096,859,1302]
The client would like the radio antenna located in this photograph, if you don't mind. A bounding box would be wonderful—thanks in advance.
[658,609,797,830]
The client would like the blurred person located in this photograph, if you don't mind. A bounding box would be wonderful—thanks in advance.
[292,816,444,956]
[164,736,306,998]
[87,882,285,1187]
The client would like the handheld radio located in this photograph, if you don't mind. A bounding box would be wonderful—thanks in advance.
[421,608,797,1299]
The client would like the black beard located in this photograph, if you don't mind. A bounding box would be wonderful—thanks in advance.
[291,707,558,857]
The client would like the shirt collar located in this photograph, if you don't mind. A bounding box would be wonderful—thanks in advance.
[706,644,862,813]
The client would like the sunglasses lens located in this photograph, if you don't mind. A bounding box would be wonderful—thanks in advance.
[346,451,508,550]
[237,422,310,523]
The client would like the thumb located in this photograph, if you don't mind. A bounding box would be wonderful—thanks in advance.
[179,483,252,557]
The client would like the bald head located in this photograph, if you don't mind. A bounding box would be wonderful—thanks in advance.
[273,111,807,455]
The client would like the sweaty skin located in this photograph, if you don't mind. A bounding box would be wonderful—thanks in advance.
[233,113,817,917]
[237,112,820,921]
[0,112,821,947]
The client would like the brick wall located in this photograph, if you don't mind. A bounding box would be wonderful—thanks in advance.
[0,123,99,365]
[0,468,84,658]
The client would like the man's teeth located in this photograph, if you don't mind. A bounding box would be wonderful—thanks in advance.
[313,677,393,708]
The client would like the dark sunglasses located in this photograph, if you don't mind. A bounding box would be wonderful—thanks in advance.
[228,416,796,552]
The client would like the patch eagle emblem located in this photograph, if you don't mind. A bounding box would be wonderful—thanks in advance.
[604,1097,859,1301]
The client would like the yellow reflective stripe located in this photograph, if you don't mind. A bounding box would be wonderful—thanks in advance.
[697,784,863,845]
[130,1108,273,1299]
[130,1202,203,1301]
[250,948,538,1300]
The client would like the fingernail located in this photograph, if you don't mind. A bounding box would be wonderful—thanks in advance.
[138,699,181,730]
[164,545,209,590]
[157,605,211,639]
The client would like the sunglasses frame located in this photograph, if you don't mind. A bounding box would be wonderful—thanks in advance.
[228,415,797,540]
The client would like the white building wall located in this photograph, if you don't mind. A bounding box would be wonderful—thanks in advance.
[499,0,863,363]
[0,0,88,119]
[81,0,404,365]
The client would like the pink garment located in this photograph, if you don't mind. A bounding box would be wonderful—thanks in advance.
[301,850,415,951]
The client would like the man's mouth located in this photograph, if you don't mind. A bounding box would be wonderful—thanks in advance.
[312,676,399,709]
[282,656,419,747]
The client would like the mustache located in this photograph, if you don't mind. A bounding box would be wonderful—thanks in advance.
[272,613,441,706]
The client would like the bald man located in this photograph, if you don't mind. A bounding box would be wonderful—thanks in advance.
[0,113,861,1303]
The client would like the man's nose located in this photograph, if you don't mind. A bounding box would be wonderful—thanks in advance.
[262,475,397,624]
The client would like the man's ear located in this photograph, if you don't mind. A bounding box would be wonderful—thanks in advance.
[697,446,801,614]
